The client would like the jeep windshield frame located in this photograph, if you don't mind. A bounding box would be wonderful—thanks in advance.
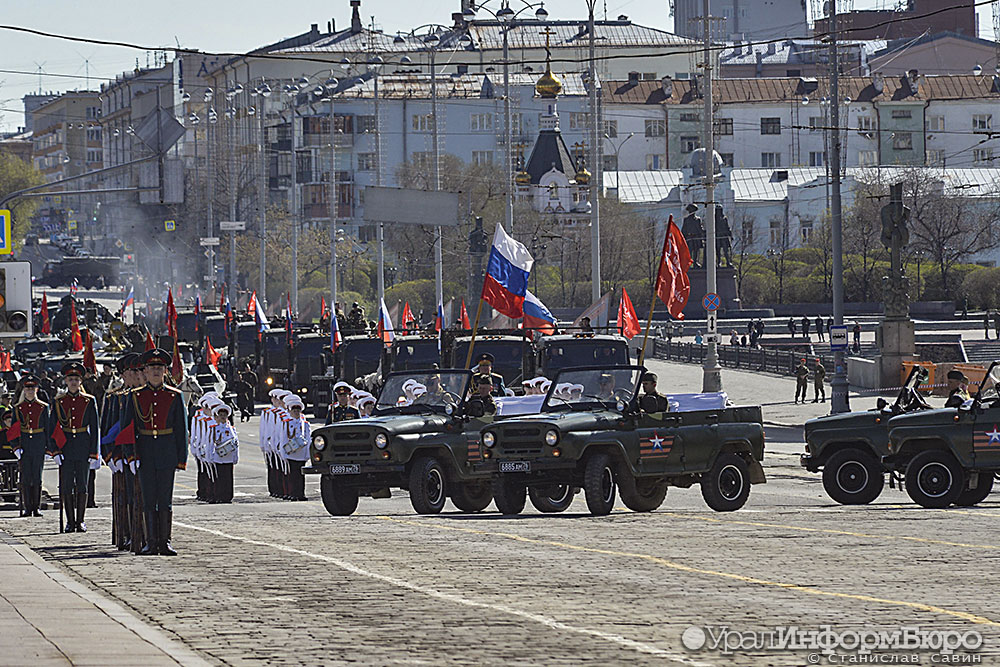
[541,365,644,413]
[974,360,1000,405]
[373,369,472,416]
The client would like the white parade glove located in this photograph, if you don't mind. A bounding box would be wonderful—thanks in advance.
[110,459,122,473]
[129,459,139,473]
[89,458,101,470]
[54,454,63,466]
[13,449,21,460]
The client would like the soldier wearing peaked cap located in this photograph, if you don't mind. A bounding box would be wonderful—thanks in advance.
[50,362,100,534]
[945,370,971,408]
[118,349,187,555]
[11,376,51,518]
[326,382,360,424]
[473,353,506,396]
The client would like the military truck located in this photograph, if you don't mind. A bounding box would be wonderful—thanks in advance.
[451,334,533,388]
[884,361,1000,508]
[38,256,121,288]
[480,365,766,516]
[303,369,495,516]
[535,333,630,378]
[310,334,388,418]
[801,365,931,504]
[390,334,443,372]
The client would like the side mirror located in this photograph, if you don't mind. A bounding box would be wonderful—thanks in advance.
[876,397,888,411]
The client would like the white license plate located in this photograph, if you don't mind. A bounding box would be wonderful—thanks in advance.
[499,461,530,473]
[330,464,360,475]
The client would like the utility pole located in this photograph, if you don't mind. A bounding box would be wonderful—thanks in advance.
[829,0,850,413]
[587,0,601,304]
[701,0,722,393]
[431,46,443,312]
[374,66,385,304]
[328,89,339,311]
[503,24,514,233]
[228,80,238,295]
[290,100,299,314]
[259,81,268,306]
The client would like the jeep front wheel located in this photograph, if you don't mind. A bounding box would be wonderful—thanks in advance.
[408,456,447,514]
[905,449,962,508]
[701,453,751,512]
[822,448,884,505]
[955,471,993,507]
[528,485,575,513]
[493,478,526,515]
[619,478,667,512]
[451,481,493,513]
[583,452,617,516]
[320,475,359,516]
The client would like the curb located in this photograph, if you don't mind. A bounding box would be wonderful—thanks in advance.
[0,530,212,667]
[762,420,801,428]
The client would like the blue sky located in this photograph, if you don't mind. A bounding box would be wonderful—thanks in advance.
[0,0,993,132]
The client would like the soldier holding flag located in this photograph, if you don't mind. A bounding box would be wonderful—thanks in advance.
[49,362,100,533]
[10,376,51,518]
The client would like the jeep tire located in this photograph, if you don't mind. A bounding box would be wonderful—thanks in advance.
[408,456,447,514]
[528,485,575,513]
[492,478,526,515]
[822,448,884,505]
[320,475,359,516]
[451,481,493,513]
[583,452,617,516]
[701,453,751,512]
[955,471,993,507]
[905,449,963,509]
[619,476,668,512]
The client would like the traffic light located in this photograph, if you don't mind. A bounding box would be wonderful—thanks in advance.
[0,262,32,337]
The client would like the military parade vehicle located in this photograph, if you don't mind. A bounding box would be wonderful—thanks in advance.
[480,365,766,516]
[451,334,534,388]
[390,334,443,372]
[304,369,495,516]
[310,334,388,417]
[38,256,121,288]
[884,361,1000,508]
[801,365,931,504]
[535,333,631,378]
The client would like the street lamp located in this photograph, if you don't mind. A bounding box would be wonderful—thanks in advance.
[604,131,634,197]
[250,79,273,305]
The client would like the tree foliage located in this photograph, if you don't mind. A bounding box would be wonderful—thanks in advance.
[0,152,44,251]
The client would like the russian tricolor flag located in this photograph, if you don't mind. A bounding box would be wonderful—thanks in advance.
[481,225,533,319]
[330,308,342,352]
[377,298,395,344]
[122,286,134,311]
[523,290,556,336]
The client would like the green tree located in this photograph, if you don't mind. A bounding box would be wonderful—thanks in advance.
[0,153,44,251]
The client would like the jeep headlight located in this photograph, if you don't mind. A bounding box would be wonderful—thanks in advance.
[482,431,495,448]
[444,403,455,415]
[616,399,626,413]
[312,435,327,451]
[374,433,388,449]
[545,429,559,446]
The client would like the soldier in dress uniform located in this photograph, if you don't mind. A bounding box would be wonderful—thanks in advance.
[271,390,294,500]
[192,393,219,503]
[328,382,360,422]
[210,402,238,503]
[100,356,127,548]
[121,353,147,553]
[638,372,670,413]
[466,375,497,416]
[282,396,309,501]
[473,353,506,396]
[260,389,285,497]
[50,362,100,533]
[118,349,188,556]
[11,376,50,518]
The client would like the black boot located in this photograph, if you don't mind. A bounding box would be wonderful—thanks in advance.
[75,492,88,532]
[140,511,158,555]
[87,470,97,508]
[63,493,76,533]
[159,510,176,556]
[30,485,41,517]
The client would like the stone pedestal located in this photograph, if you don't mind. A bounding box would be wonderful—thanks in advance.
[877,318,916,389]
[683,267,739,319]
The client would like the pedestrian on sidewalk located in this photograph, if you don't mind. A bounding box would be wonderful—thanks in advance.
[756,319,765,342]
[985,311,992,340]
[827,317,834,337]
[813,358,826,403]
[994,312,1000,341]
[815,316,825,341]
[795,359,809,404]
[852,322,862,353]
[729,330,739,346]
[801,316,811,341]
[788,318,797,338]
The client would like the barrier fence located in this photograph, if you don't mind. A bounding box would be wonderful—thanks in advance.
[651,338,836,379]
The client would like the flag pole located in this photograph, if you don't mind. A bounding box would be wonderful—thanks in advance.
[464,298,486,368]
[637,295,658,366]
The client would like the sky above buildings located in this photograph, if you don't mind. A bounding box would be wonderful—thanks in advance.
[0,0,993,132]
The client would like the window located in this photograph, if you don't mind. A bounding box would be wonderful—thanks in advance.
[973,114,993,131]
[769,220,785,247]
[761,152,781,168]
[714,118,733,135]
[357,153,377,171]
[548,183,559,201]
[809,151,824,167]
[680,113,700,123]
[86,149,102,163]
[857,115,874,132]
[602,119,618,138]
[646,154,664,170]
[640,73,657,81]
[892,132,912,150]
[411,114,435,132]
[891,109,911,119]
[720,152,734,167]
[760,117,781,135]
[925,116,945,132]
[86,128,102,142]
[470,114,493,132]
[412,151,434,169]
[569,112,590,130]
[645,119,666,137]
[741,218,754,246]
[510,113,523,135]
[603,155,618,171]
[974,148,994,164]
[472,150,494,166]
[680,136,700,153]
[85,106,101,119]
[786,69,802,77]
[926,149,945,166]
[858,150,877,166]
[800,219,814,243]
[356,115,377,134]
[809,117,823,132]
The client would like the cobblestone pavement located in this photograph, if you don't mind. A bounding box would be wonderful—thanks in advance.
[1,379,997,665]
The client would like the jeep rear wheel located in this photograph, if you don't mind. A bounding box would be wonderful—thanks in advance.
[619,478,667,512]
[955,471,993,507]
[701,453,751,512]
[822,448,884,505]
[408,456,447,514]
[451,481,493,513]
[320,475,359,516]
[583,452,617,516]
[492,478,526,515]
[905,450,963,508]
[528,485,575,513]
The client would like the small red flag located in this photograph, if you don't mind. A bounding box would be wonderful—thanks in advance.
[618,287,642,339]
[40,292,51,334]
[401,302,414,333]
[52,422,66,450]
[219,284,226,312]
[460,299,471,329]
[69,299,84,352]
[166,288,177,340]
[655,216,692,320]
[0,345,10,373]
[171,338,183,384]
[145,331,155,351]
[6,420,20,443]
[82,330,97,373]
[320,296,327,319]
[114,421,135,447]
[206,336,220,369]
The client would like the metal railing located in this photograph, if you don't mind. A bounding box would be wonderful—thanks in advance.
[651,338,836,379]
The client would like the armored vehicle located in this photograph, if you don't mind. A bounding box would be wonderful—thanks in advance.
[480,365,766,516]
[39,256,121,288]
[884,361,1000,508]
[304,369,495,516]
[801,366,931,504]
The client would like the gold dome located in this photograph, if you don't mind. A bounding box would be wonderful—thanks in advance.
[575,165,591,184]
[535,66,562,99]
[515,169,531,184]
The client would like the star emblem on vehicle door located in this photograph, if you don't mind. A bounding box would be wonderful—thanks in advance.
[988,426,1000,443]
[650,432,664,451]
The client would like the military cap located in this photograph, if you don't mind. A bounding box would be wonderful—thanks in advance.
[62,362,86,377]
[213,402,233,416]
[947,370,969,383]
[474,373,493,386]
[268,388,285,398]
[476,352,495,364]
[141,348,171,367]
[685,203,699,212]
[285,396,304,409]
[21,375,39,388]
[333,381,352,394]
[598,372,614,382]
[641,372,658,383]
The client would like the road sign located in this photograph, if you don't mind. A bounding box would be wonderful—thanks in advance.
[0,210,11,255]
[705,333,719,344]
[219,220,246,231]
[703,292,721,312]
[200,237,220,246]
[203,275,214,282]
[707,310,718,333]
[67,220,77,231]
[829,324,848,351]
[164,220,176,232]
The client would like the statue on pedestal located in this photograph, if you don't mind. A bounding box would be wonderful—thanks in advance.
[880,183,912,320]
[682,203,705,268]
[715,207,733,268]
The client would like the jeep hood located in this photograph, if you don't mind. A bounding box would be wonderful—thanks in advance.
[495,410,621,432]
[887,408,957,428]
[319,414,449,436]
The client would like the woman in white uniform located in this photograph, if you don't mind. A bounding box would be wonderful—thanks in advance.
[282,396,310,501]
[211,403,238,503]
